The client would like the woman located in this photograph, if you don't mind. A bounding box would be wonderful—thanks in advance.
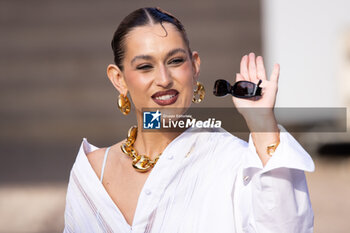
[63,7,314,233]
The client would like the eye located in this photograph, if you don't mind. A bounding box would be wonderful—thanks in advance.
[168,57,185,65]
[136,64,153,70]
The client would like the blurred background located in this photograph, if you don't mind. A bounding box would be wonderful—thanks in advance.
[0,0,349,232]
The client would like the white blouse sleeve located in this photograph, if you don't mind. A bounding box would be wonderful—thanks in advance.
[234,124,315,233]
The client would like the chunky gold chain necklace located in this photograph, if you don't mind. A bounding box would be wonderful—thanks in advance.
[120,125,162,173]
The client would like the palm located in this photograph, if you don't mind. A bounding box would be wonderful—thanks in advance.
[232,53,280,117]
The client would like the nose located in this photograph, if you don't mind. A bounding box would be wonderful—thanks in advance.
[154,64,173,88]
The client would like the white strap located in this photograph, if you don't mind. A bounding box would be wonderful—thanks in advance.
[100,147,111,183]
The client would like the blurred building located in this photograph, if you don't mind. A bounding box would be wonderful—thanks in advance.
[261,0,350,152]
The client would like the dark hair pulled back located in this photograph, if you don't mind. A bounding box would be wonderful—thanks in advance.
[111,7,192,70]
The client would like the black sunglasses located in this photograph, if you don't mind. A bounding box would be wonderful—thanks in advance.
[213,79,262,98]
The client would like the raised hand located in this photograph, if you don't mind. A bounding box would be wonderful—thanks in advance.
[232,52,280,119]
[232,53,280,166]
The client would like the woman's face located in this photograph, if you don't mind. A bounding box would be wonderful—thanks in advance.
[116,23,200,116]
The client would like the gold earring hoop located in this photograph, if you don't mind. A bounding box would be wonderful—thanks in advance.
[192,81,205,103]
[118,93,131,115]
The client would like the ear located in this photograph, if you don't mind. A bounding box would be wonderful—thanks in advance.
[191,51,201,85]
[107,64,128,95]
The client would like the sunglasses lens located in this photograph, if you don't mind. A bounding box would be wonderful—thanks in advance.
[233,81,255,97]
[213,79,231,96]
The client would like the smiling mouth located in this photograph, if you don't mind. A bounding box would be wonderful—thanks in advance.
[151,89,179,106]
[154,94,176,100]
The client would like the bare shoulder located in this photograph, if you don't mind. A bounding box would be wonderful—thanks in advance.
[86,139,127,178]
[86,148,107,177]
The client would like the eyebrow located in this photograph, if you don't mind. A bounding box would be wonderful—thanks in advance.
[130,48,187,65]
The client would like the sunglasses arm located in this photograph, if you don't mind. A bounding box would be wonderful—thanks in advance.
[254,79,263,96]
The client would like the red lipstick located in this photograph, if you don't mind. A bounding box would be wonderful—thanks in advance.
[151,89,179,106]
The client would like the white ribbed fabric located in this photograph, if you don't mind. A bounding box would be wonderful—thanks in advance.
[63,125,314,233]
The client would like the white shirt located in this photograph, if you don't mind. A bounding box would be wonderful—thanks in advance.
[63,124,314,233]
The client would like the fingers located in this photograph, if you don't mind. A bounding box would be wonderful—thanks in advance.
[240,53,261,83]
[270,63,280,83]
[240,55,249,80]
[256,56,267,80]
[240,53,273,84]
[248,53,258,82]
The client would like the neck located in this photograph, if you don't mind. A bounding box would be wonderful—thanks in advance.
[132,113,186,160]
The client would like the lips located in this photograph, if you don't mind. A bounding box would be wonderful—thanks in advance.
[151,89,179,106]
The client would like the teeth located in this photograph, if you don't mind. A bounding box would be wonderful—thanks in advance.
[155,94,175,100]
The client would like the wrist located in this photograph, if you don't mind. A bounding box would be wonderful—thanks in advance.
[244,111,279,133]
[242,107,274,121]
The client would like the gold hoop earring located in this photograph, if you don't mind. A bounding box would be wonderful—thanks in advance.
[192,81,205,103]
[118,93,131,115]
